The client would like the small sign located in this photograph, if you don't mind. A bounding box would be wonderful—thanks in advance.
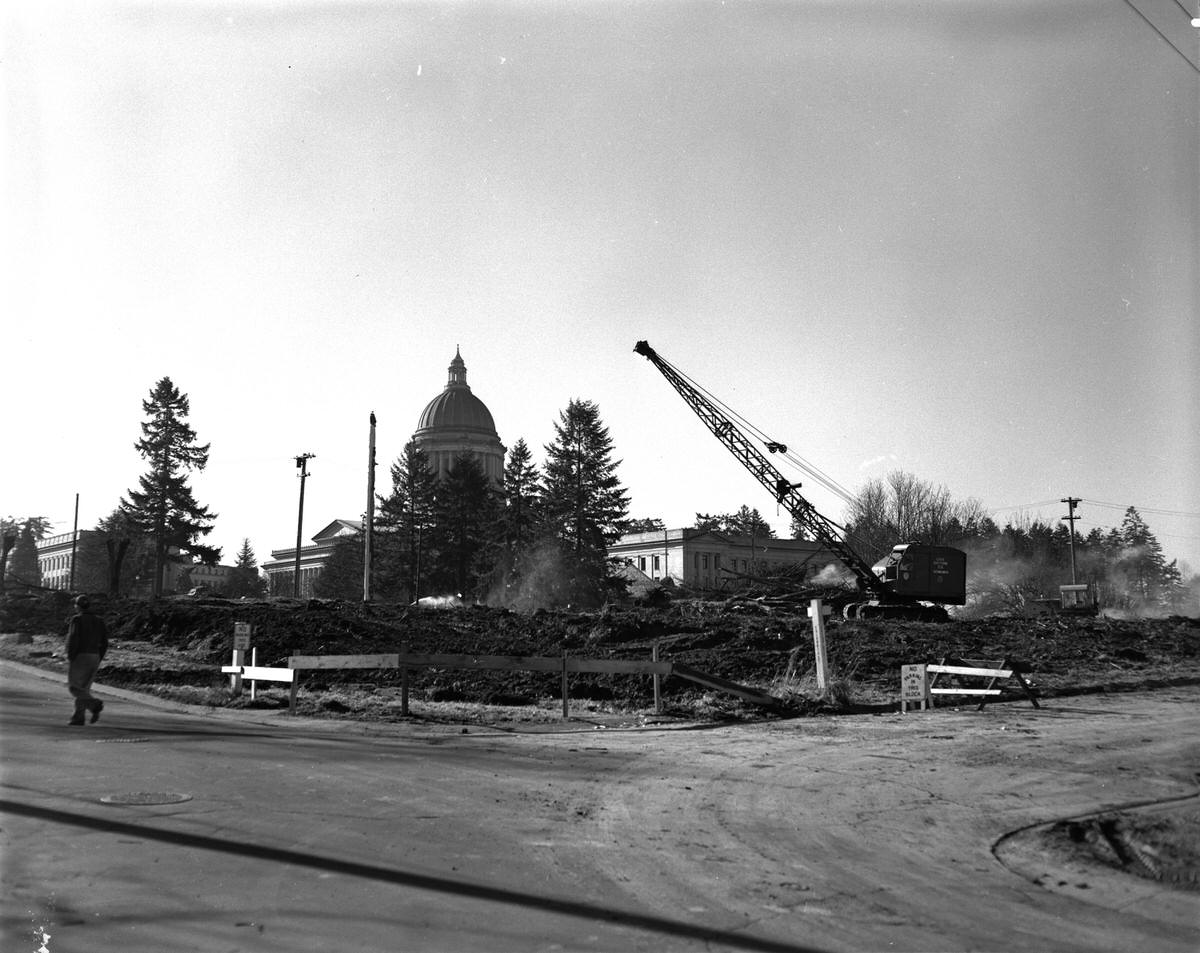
[233,622,252,651]
[901,664,929,702]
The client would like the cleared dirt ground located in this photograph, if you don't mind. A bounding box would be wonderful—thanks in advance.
[3,589,1198,920]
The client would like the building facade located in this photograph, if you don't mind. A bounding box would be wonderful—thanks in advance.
[34,532,98,590]
[263,519,362,598]
[608,528,834,591]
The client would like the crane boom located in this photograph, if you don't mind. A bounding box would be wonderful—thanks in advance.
[634,340,888,598]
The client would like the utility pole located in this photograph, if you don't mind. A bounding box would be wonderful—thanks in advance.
[293,453,315,598]
[1061,496,1081,584]
[364,413,376,602]
[69,493,80,591]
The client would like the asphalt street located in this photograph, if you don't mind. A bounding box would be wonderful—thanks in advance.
[2,660,1198,953]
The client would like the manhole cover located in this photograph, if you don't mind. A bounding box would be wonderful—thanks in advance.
[100,792,193,805]
[95,737,151,744]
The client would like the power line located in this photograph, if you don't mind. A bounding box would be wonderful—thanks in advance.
[1081,498,1200,518]
[1122,0,1200,73]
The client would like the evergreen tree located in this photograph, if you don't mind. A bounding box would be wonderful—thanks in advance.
[615,517,665,535]
[376,441,439,601]
[227,539,267,598]
[6,520,44,589]
[1116,506,1167,607]
[482,438,543,604]
[695,507,774,538]
[541,399,630,606]
[120,378,219,596]
[312,538,363,600]
[427,454,500,598]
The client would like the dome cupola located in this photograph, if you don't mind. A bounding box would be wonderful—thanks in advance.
[412,348,505,485]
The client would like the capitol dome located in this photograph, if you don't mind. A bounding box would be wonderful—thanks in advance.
[412,349,505,484]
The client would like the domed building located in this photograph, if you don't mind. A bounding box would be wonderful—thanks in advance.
[413,348,506,484]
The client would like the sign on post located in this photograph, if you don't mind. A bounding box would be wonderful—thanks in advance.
[808,599,831,691]
[900,664,931,713]
[230,623,253,695]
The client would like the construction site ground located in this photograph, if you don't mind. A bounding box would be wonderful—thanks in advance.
[1,592,1198,950]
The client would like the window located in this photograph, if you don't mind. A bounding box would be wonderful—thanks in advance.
[653,555,660,571]
[638,556,646,571]
[702,554,709,569]
[693,553,699,569]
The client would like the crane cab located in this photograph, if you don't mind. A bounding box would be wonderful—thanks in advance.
[871,544,967,606]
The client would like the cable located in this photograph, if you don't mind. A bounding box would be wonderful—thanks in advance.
[1081,499,1200,518]
[656,353,856,506]
[1122,0,1200,74]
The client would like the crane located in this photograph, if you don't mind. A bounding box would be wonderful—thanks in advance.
[634,340,965,620]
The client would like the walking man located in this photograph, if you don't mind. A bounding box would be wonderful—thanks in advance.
[66,595,108,726]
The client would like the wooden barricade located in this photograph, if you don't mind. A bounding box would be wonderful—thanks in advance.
[279,650,784,718]
[901,657,1039,712]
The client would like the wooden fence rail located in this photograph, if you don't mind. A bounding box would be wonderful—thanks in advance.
[278,650,782,718]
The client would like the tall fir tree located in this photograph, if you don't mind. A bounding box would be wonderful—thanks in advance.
[226,538,267,598]
[1117,506,1167,607]
[376,441,439,601]
[540,399,629,605]
[487,438,543,598]
[5,519,44,590]
[121,378,219,596]
[427,453,500,598]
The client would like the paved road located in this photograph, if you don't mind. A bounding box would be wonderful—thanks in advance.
[2,660,1198,952]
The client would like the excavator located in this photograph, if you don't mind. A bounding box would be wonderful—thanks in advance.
[634,340,966,621]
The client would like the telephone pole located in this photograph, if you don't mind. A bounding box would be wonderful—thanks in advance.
[1061,496,1081,584]
[293,453,315,598]
[364,413,376,602]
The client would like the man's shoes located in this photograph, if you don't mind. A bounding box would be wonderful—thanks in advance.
[68,715,85,726]
[90,700,104,724]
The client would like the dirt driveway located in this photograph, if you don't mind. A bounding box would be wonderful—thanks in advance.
[2,662,1197,952]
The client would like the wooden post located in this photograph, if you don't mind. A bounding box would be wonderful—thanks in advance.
[652,641,662,715]
[561,648,569,719]
[400,641,410,717]
[288,668,299,715]
[808,599,831,691]
[229,646,244,696]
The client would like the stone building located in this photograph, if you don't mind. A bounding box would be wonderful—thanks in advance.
[608,528,833,591]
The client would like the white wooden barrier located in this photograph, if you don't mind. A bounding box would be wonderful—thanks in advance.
[901,657,1039,713]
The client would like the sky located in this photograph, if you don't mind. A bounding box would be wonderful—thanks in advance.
[4,0,1199,575]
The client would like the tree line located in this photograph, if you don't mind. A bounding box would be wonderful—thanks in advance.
[841,471,1197,614]
[4,378,1195,615]
[312,399,631,608]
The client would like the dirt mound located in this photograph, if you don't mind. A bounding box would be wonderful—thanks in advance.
[4,592,1199,713]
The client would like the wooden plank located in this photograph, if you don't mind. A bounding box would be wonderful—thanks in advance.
[930,688,1002,695]
[567,658,672,676]
[241,666,296,683]
[289,654,399,670]
[222,665,295,682]
[927,664,1012,679]
[398,653,564,672]
[671,663,784,710]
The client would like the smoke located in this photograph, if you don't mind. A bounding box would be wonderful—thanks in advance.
[810,562,854,587]
[415,594,464,609]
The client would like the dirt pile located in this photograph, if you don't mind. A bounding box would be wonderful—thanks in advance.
[3,591,1198,713]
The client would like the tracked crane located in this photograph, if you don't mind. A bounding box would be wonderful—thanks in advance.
[634,340,965,620]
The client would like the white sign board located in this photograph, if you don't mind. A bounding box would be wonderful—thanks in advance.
[901,664,929,702]
[233,622,252,651]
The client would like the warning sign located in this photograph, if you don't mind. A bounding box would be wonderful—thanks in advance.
[233,622,252,651]
[901,664,929,708]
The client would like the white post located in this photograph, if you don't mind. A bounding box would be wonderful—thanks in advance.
[250,646,258,702]
[808,599,831,691]
[229,645,244,696]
